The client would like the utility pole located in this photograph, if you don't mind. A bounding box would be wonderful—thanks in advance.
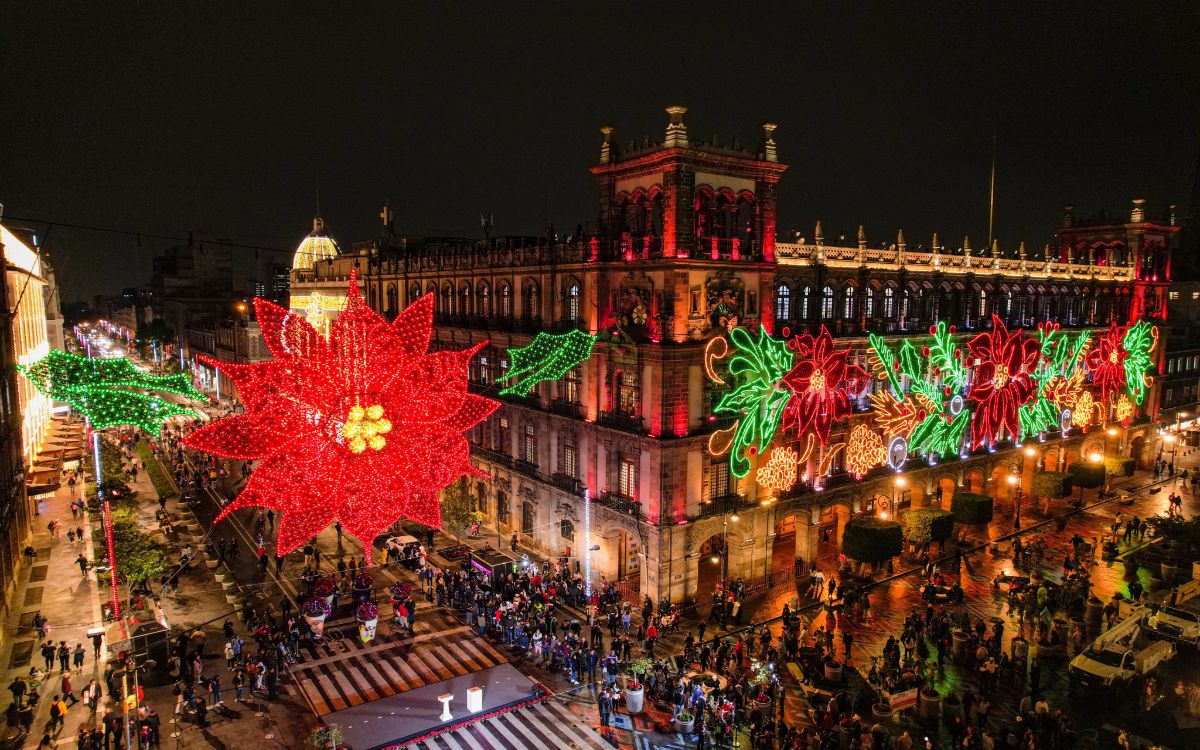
[987,133,997,249]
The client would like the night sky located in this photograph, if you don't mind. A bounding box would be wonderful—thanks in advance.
[3,3,1198,301]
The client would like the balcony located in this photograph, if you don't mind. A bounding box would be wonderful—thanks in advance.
[503,392,542,410]
[551,473,585,497]
[549,399,584,419]
[472,445,513,468]
[598,410,645,434]
[693,493,748,520]
[513,459,541,479]
[596,491,641,519]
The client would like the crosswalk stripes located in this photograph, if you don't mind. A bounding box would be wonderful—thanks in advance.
[407,699,612,750]
[286,609,511,716]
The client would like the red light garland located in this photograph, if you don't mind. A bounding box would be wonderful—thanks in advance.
[966,315,1039,449]
[184,273,498,559]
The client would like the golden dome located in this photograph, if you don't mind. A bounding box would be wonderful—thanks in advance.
[292,217,340,270]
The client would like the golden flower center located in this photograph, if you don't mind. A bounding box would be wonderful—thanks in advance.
[341,404,393,454]
[1108,351,1119,364]
[993,364,1010,389]
[808,369,827,393]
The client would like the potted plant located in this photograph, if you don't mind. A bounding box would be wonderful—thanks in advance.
[307,722,344,750]
[234,595,248,621]
[312,577,337,605]
[352,572,374,606]
[823,660,843,684]
[673,710,695,734]
[918,686,941,721]
[356,602,379,644]
[303,597,332,638]
[841,517,903,575]
[872,702,894,721]
[225,585,240,605]
[624,657,652,713]
[213,565,227,583]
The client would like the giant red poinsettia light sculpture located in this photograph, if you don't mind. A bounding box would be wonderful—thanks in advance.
[967,315,1039,449]
[782,325,868,445]
[1084,323,1127,404]
[184,273,497,560]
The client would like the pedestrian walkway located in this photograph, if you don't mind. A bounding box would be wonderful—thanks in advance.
[289,608,509,716]
[0,436,106,748]
[409,698,612,750]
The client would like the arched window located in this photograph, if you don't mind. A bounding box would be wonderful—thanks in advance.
[386,285,398,317]
[496,490,510,525]
[883,287,895,319]
[821,286,835,320]
[522,281,539,320]
[842,287,855,320]
[560,519,575,541]
[408,284,420,306]
[440,283,453,314]
[864,287,875,318]
[565,283,581,322]
[978,290,988,319]
[775,284,791,320]
[615,371,638,415]
[800,287,811,320]
[477,282,491,317]
[499,283,513,318]
[458,283,472,316]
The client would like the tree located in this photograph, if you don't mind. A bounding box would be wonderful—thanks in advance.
[951,492,994,526]
[842,517,903,565]
[1031,471,1068,500]
[438,480,483,541]
[135,318,175,348]
[901,508,954,546]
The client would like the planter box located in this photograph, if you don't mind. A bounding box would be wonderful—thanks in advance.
[1161,562,1181,583]
[673,716,695,734]
[624,685,644,714]
[225,593,239,604]
[872,704,894,722]
[213,572,225,583]
[222,579,234,590]
[205,559,218,569]
[918,690,941,721]
[824,662,843,683]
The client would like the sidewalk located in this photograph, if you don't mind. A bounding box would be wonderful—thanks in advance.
[0,435,103,748]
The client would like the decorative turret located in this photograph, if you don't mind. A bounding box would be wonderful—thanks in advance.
[814,221,824,247]
[963,236,972,269]
[991,240,1000,270]
[599,125,614,164]
[932,232,941,269]
[856,225,866,265]
[897,229,906,266]
[1018,241,1027,272]
[1131,198,1146,223]
[1043,244,1052,274]
[1063,205,1075,228]
[664,106,689,148]
[759,122,778,162]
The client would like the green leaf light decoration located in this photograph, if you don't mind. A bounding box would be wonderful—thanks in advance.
[20,349,205,434]
[498,330,597,397]
[1017,324,1091,441]
[1122,320,1158,405]
[714,327,794,478]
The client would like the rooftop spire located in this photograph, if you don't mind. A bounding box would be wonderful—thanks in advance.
[664,105,689,148]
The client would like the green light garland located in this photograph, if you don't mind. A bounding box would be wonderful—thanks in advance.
[1018,325,1090,440]
[868,322,970,459]
[714,327,794,477]
[498,330,597,397]
[1122,320,1158,405]
[20,349,204,434]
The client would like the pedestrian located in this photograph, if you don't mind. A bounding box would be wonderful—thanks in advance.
[195,697,208,729]
[233,670,244,702]
[224,641,235,668]
[8,675,27,707]
[33,612,47,640]
[67,529,76,544]
[72,644,85,672]
[208,675,222,705]
[76,554,88,577]
[82,679,101,712]
[57,642,70,672]
[40,641,54,671]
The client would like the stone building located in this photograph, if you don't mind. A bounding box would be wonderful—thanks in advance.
[289,108,1175,607]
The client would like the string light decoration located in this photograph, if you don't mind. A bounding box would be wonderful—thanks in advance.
[1122,320,1158,405]
[1071,390,1100,429]
[1018,324,1091,440]
[184,273,499,559]
[712,327,795,477]
[966,316,1039,449]
[20,349,204,434]
[1085,323,1128,405]
[845,424,887,477]
[782,325,868,446]
[498,330,596,397]
[756,447,798,492]
[867,322,970,459]
[1115,393,1136,423]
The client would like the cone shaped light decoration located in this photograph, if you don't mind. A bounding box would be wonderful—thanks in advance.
[184,273,499,559]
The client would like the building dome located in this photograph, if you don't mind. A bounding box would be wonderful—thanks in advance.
[292,217,340,270]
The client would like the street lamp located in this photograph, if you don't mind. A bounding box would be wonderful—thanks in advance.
[1164,434,1178,475]
[891,476,906,519]
[713,510,739,591]
[1008,473,1024,530]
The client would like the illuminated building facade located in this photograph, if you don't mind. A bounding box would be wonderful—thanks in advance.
[289,109,1177,606]
[3,225,52,468]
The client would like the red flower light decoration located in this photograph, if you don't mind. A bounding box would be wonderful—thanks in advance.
[184,273,498,560]
[966,315,1040,448]
[781,325,868,445]
[1084,323,1127,404]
